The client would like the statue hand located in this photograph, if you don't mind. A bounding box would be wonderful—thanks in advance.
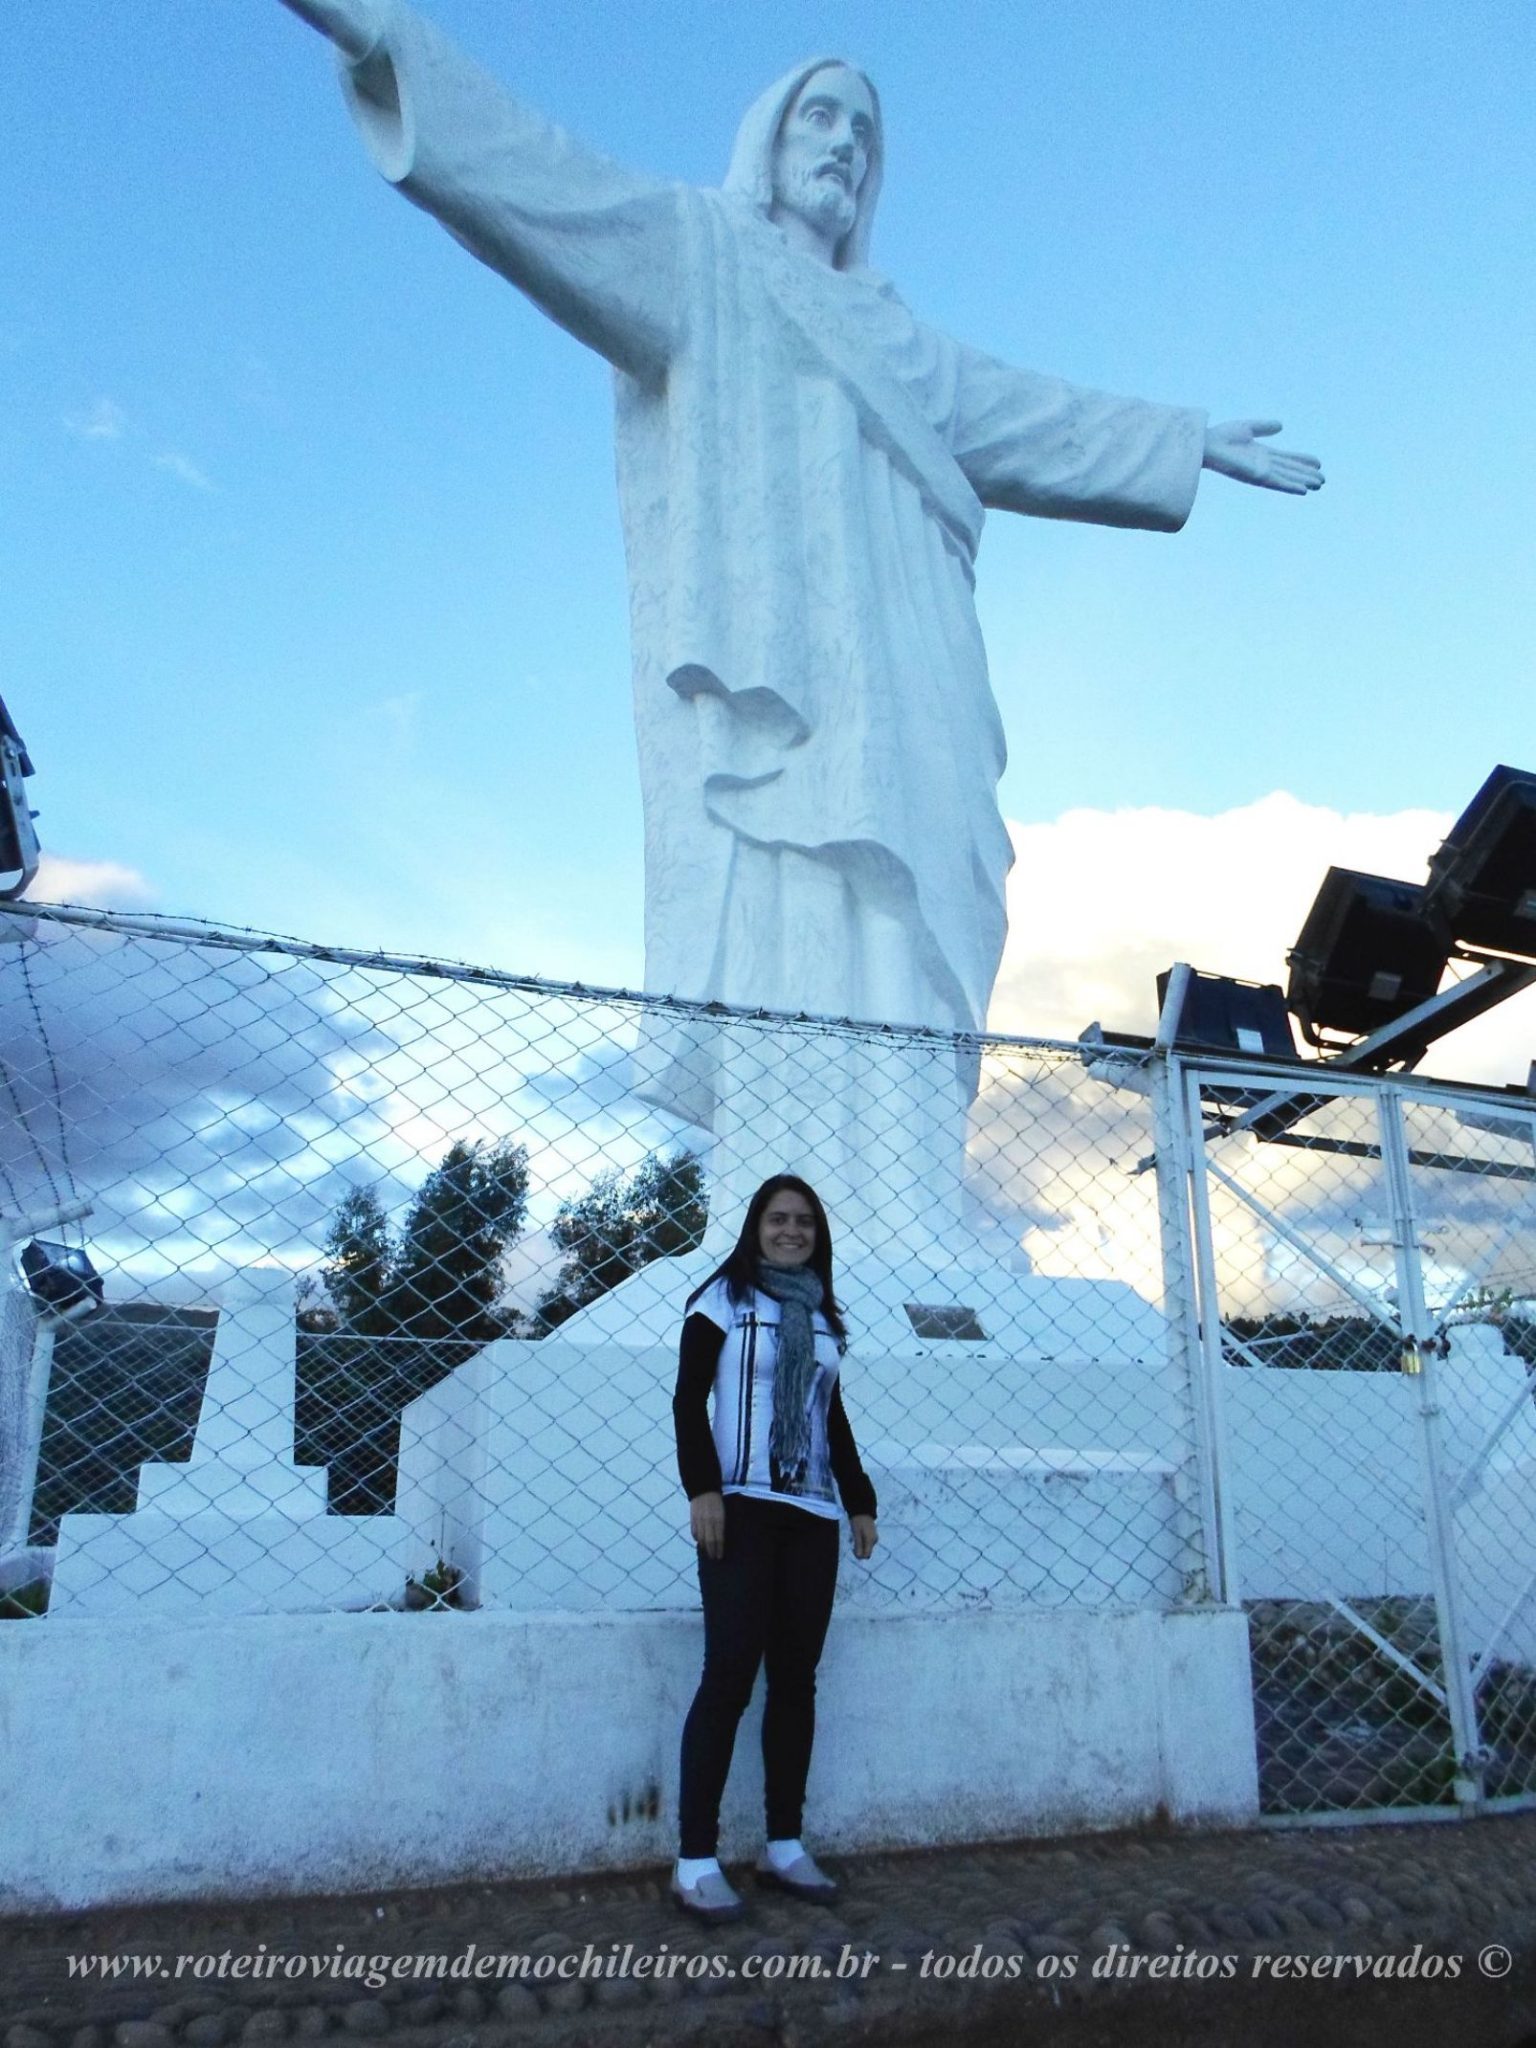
[276,0,383,63]
[1203,419,1324,495]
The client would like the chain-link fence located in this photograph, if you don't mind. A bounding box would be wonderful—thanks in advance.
[0,901,1203,1627]
[8,902,1536,1829]
[1171,1058,1536,1821]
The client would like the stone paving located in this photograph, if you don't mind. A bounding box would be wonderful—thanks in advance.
[6,1813,1536,2048]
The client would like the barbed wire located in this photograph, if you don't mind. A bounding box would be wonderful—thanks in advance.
[0,900,1147,1065]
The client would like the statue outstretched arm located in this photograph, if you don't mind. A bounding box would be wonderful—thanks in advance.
[276,0,681,384]
[950,345,1207,532]
[1202,419,1324,495]
[277,0,382,64]
[950,345,1323,529]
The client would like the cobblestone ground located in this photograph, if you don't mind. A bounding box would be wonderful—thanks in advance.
[6,1814,1536,2048]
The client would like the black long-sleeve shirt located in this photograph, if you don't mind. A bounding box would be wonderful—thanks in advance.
[672,1311,878,1520]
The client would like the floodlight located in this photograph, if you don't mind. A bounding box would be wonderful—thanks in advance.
[17,1239,105,1324]
[0,695,39,901]
[1153,968,1296,1059]
[1424,764,1536,960]
[1286,868,1451,1044]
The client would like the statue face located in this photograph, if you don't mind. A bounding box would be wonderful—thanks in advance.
[770,64,875,256]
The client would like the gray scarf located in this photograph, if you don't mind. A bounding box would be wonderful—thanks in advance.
[756,1261,825,1481]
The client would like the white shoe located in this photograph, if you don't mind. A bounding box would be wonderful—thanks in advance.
[756,1848,839,1902]
[671,1862,746,1924]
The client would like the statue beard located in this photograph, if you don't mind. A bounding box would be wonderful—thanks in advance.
[772,161,858,250]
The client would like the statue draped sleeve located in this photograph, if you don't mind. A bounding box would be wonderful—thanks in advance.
[337,0,683,385]
[950,342,1206,533]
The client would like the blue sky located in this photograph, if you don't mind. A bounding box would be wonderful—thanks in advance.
[5,0,1534,1037]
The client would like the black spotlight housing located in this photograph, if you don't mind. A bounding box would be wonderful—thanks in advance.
[1155,968,1297,1059]
[1425,765,1536,960]
[18,1239,105,1324]
[1287,868,1452,1043]
[0,695,39,901]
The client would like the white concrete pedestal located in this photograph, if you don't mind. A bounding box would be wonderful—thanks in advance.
[0,1284,54,1596]
[396,1242,1197,1615]
[0,1603,1259,1911]
[51,1269,411,1617]
[548,1239,1173,1360]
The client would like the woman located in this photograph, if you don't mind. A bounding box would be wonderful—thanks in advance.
[671,1175,878,1924]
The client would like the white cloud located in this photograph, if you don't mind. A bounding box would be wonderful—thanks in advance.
[974,798,1536,1320]
[0,910,685,1306]
[0,922,412,1300]
[991,787,1536,1089]
[993,790,1452,1040]
[60,402,215,492]
[153,451,214,492]
[34,854,154,909]
[987,792,1536,1086]
[64,397,126,440]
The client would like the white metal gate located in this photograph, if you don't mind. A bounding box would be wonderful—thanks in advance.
[1167,1054,1536,1822]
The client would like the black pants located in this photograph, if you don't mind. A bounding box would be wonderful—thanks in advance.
[677,1493,841,1858]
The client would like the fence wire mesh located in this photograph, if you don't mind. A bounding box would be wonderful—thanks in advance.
[1179,1059,1536,1819]
[0,902,1203,1625]
[1397,1090,1536,1807]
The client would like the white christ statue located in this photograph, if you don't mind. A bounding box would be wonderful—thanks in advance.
[279,1,1322,1229]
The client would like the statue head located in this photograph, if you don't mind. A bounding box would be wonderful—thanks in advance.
[724,59,884,272]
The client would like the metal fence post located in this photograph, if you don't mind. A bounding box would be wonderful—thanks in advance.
[1379,1082,1486,1808]
[1148,1049,1229,1604]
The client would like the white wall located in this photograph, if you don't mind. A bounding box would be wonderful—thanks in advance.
[1223,1324,1536,1662]
[394,1333,1197,1614]
[0,1604,1256,1912]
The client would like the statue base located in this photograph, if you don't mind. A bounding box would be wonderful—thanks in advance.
[49,1270,412,1618]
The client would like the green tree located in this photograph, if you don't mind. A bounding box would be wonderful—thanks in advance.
[306,1136,532,1514]
[321,1136,530,1342]
[322,1187,394,1336]
[538,1149,707,1331]
[389,1137,531,1343]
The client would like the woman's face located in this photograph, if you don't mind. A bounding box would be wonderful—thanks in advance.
[757,1190,817,1267]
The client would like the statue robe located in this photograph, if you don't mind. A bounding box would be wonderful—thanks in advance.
[340,7,1206,1126]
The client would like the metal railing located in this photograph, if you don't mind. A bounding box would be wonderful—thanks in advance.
[1165,1053,1536,1820]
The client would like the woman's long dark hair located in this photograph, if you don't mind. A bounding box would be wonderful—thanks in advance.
[685,1173,846,1343]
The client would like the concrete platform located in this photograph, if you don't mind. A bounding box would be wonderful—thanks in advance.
[0,1603,1256,1914]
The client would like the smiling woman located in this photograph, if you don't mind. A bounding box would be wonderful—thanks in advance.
[757,1185,817,1267]
[669,1174,878,1923]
